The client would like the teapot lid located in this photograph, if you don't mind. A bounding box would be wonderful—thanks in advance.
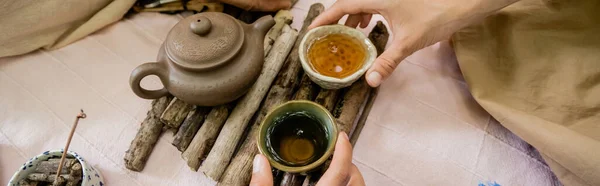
[165,12,244,70]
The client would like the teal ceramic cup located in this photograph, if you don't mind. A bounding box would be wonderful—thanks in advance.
[257,100,338,174]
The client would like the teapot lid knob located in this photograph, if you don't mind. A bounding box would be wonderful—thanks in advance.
[190,16,211,36]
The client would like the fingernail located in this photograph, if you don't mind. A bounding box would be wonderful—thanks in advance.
[367,72,382,87]
[253,155,263,173]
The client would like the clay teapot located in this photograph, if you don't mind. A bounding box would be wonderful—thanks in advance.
[130,12,275,106]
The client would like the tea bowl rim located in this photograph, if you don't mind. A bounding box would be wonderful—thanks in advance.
[298,24,377,89]
[256,100,339,174]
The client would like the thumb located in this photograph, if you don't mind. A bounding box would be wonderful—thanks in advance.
[249,154,274,186]
[365,40,410,87]
[316,132,353,186]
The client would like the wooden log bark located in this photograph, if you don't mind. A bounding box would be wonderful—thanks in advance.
[336,79,369,134]
[17,179,38,186]
[293,74,320,100]
[27,173,69,183]
[280,173,304,186]
[218,4,324,185]
[66,163,82,186]
[160,98,193,129]
[199,24,298,181]
[182,105,232,171]
[34,159,76,174]
[124,96,173,171]
[315,89,340,111]
[350,88,378,146]
[264,10,293,56]
[172,106,211,151]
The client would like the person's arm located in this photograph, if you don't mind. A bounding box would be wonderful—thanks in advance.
[309,0,520,87]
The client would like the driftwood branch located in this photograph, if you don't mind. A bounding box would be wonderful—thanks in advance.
[124,96,173,171]
[172,106,211,151]
[281,173,304,186]
[293,74,320,100]
[315,89,340,112]
[160,98,193,129]
[200,24,298,181]
[182,105,232,171]
[350,88,378,146]
[34,158,76,174]
[336,79,370,134]
[265,10,293,56]
[218,5,324,186]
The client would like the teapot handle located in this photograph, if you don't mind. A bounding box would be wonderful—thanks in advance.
[130,62,169,99]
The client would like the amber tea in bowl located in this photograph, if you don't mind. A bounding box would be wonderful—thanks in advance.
[299,25,377,89]
[307,34,366,78]
[258,100,338,174]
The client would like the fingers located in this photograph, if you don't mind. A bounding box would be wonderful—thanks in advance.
[309,3,347,29]
[345,14,373,28]
[365,40,409,87]
[345,14,363,28]
[348,165,366,186]
[316,132,354,186]
[249,154,274,186]
[359,14,372,28]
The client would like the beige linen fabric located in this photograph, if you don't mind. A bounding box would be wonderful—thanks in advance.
[453,0,600,185]
[0,0,136,57]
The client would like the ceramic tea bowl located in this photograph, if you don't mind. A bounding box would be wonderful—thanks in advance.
[299,24,377,89]
[8,150,104,186]
[257,100,338,174]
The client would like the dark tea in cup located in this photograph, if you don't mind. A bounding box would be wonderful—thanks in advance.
[257,100,338,173]
[266,111,328,166]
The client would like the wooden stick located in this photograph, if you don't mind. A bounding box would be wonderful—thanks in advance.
[133,1,224,12]
[350,88,378,146]
[315,89,340,111]
[160,98,193,129]
[124,96,173,171]
[293,74,320,100]
[29,173,69,183]
[335,79,369,134]
[219,5,324,185]
[35,159,76,174]
[66,163,82,186]
[54,110,85,185]
[17,179,38,186]
[172,106,211,152]
[280,173,304,186]
[200,24,298,181]
[264,10,293,56]
[182,105,231,171]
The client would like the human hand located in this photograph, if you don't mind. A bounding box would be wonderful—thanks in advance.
[250,132,365,186]
[308,0,519,87]
[218,0,292,11]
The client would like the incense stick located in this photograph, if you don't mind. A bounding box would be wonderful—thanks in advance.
[54,109,86,185]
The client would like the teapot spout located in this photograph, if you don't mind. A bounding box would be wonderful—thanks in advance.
[252,15,275,36]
